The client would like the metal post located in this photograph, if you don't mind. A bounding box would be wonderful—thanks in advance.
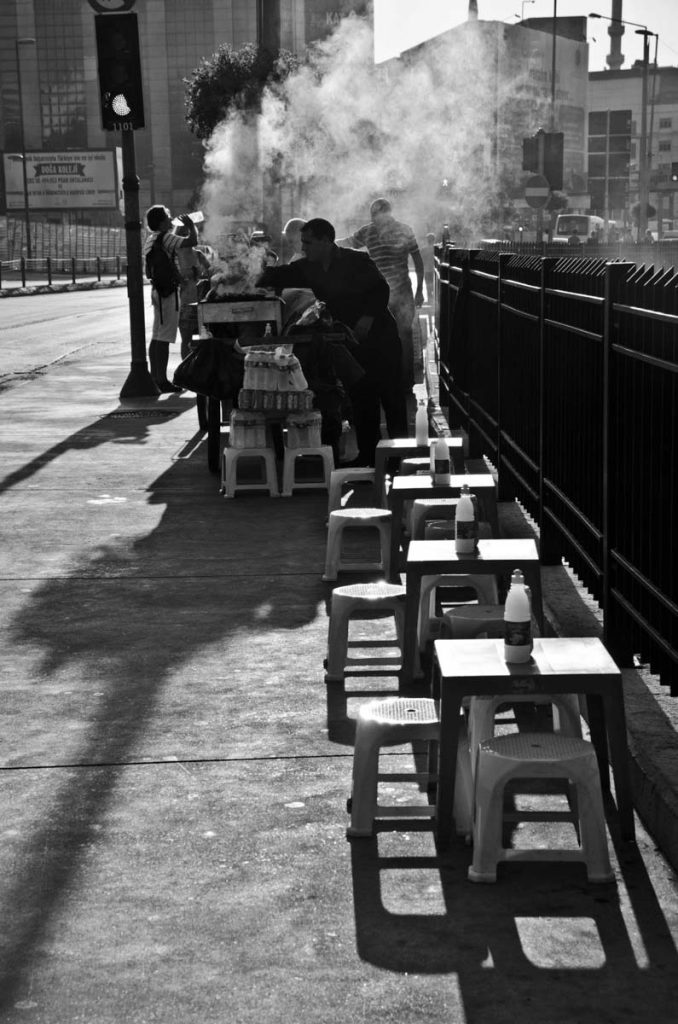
[119,127,157,398]
[637,30,650,240]
[538,257,559,564]
[550,0,557,128]
[602,262,635,664]
[15,39,35,261]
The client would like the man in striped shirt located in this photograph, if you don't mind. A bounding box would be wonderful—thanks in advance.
[343,198,424,390]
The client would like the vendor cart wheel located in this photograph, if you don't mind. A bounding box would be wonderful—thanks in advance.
[207,396,222,473]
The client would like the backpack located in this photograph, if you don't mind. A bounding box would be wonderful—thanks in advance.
[145,232,182,298]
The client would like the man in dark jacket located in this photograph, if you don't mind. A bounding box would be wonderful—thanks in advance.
[257,217,408,466]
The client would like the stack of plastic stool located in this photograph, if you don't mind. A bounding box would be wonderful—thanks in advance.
[282,445,334,497]
[347,697,471,838]
[468,732,614,883]
[325,581,405,682]
[327,467,376,516]
[323,508,392,581]
[221,447,279,498]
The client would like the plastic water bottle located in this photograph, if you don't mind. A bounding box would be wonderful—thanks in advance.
[455,482,478,553]
[503,569,533,663]
[415,399,428,446]
[433,437,451,486]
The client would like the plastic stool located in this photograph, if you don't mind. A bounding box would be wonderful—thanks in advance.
[417,573,500,652]
[328,467,376,516]
[221,447,279,498]
[400,457,431,475]
[282,445,334,497]
[323,508,392,582]
[440,604,580,742]
[468,732,614,883]
[347,697,471,838]
[325,581,405,682]
[411,498,460,540]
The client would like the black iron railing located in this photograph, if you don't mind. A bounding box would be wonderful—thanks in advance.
[435,245,678,691]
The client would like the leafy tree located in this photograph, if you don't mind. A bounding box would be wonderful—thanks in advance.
[184,42,300,140]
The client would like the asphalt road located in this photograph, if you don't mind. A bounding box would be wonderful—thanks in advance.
[0,286,151,388]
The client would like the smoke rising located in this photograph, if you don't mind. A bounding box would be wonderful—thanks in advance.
[201,15,518,251]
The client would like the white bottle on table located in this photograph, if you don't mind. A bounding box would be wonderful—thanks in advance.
[455,482,478,553]
[415,400,428,446]
[503,569,533,663]
[432,437,451,485]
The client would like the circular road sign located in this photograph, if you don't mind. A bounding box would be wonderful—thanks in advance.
[87,0,136,12]
[525,174,550,208]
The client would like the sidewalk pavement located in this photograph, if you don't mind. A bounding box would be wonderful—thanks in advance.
[1,326,678,1023]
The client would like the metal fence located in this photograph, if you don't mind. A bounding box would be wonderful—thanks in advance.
[0,256,125,289]
[435,245,678,692]
[1,218,125,261]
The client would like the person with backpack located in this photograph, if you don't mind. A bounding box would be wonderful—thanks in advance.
[143,205,199,392]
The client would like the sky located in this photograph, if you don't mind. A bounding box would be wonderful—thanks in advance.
[374,0,678,71]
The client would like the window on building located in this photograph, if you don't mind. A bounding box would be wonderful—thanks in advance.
[659,118,672,129]
[659,141,672,152]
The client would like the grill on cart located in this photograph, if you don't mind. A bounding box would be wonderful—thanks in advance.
[197,295,284,342]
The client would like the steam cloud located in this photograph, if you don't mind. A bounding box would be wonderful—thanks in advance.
[200,15,519,253]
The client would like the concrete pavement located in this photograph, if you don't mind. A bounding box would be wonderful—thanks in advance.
[1,322,678,1022]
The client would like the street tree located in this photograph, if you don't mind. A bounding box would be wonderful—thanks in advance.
[184,42,300,140]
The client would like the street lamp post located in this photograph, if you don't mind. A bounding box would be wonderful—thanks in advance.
[589,14,658,240]
[636,28,651,239]
[15,37,36,261]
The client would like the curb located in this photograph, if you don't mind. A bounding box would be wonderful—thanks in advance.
[0,278,127,299]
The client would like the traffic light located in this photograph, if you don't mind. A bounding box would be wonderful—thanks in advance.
[522,134,540,173]
[543,131,564,190]
[671,163,678,183]
[95,13,145,131]
[522,130,564,189]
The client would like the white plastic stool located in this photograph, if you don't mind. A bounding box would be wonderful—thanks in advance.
[347,697,471,838]
[468,732,614,884]
[327,467,376,516]
[411,498,459,540]
[417,573,500,652]
[221,447,279,498]
[441,603,506,640]
[440,604,580,744]
[323,508,392,582]
[282,445,334,497]
[325,581,405,682]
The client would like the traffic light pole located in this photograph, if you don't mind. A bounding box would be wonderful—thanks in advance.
[119,127,158,399]
[536,131,545,242]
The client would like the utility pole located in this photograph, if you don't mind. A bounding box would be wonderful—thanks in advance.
[119,128,156,399]
[15,38,36,260]
[637,28,651,240]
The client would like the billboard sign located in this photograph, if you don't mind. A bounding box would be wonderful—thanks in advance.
[2,150,121,210]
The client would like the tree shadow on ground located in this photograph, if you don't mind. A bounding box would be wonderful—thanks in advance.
[0,410,329,1010]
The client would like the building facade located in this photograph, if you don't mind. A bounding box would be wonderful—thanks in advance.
[0,0,364,225]
[589,66,678,229]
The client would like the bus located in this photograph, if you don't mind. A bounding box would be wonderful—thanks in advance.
[552,214,605,243]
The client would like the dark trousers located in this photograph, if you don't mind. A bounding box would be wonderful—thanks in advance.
[349,373,408,466]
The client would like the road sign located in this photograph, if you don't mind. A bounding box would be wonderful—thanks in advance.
[525,174,550,208]
[88,1,136,11]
